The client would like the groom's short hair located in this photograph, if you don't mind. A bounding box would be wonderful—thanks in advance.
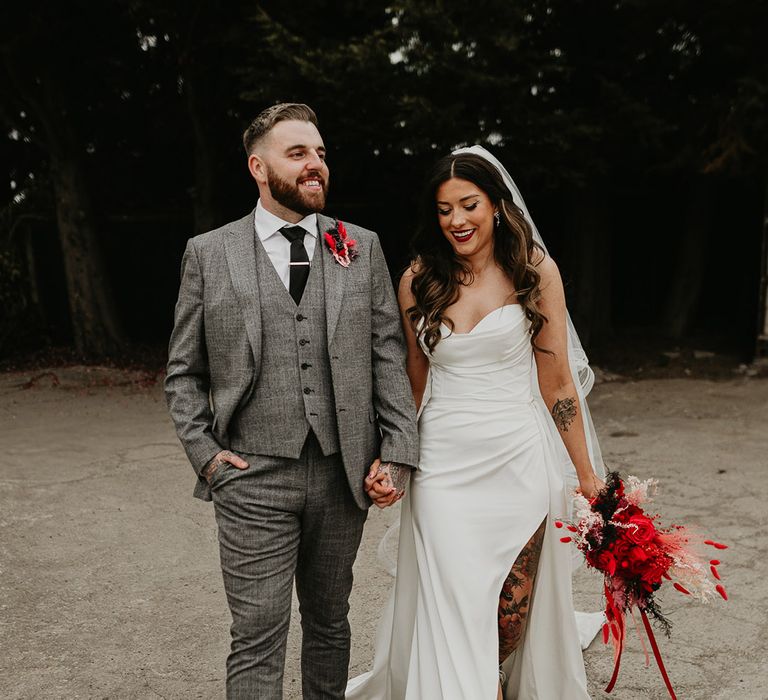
[243,103,319,155]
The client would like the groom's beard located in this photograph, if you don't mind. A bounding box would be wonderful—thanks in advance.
[266,165,328,216]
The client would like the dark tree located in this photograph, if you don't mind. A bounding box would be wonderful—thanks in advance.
[129,1,256,234]
[1,0,766,361]
[0,2,132,357]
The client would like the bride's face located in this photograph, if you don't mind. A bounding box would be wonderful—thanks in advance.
[435,177,497,258]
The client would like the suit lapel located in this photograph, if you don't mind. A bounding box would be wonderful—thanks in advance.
[224,210,262,372]
[318,214,346,345]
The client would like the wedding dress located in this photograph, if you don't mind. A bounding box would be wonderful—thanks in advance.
[346,303,592,699]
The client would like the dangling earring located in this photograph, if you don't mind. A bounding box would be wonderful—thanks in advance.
[494,211,500,227]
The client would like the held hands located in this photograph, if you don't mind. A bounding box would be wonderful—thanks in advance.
[365,458,411,509]
[576,472,606,500]
[202,450,249,484]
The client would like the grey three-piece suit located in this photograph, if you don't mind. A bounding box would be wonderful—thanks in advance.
[165,209,419,698]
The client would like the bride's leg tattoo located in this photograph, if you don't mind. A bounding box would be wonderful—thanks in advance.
[498,518,546,663]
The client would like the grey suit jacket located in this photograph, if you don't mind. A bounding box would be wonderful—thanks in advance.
[165,210,419,508]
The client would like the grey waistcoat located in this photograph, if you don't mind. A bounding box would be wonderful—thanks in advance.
[228,232,341,457]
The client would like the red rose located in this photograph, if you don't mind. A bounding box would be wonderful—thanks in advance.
[610,539,634,577]
[608,537,651,578]
[640,556,669,589]
[625,514,657,545]
[592,549,617,577]
[626,545,649,573]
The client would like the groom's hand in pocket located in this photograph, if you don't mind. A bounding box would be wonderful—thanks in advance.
[202,450,249,484]
[365,458,407,509]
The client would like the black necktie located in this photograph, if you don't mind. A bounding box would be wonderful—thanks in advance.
[280,225,310,304]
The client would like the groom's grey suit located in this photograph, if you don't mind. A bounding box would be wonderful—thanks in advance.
[165,209,419,698]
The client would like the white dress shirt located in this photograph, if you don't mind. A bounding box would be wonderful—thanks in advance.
[254,200,318,290]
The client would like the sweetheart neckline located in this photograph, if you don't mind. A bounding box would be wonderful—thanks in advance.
[440,304,522,336]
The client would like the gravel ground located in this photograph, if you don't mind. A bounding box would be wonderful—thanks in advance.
[1,367,765,699]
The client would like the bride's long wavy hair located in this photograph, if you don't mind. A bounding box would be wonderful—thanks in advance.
[407,153,548,354]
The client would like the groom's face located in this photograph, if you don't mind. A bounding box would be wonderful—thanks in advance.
[251,120,329,218]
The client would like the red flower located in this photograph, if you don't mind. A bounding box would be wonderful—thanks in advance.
[323,219,358,266]
[590,549,618,577]
[606,538,652,579]
[610,540,634,577]
[640,555,671,589]
[626,545,650,572]
[612,502,641,523]
[625,514,657,545]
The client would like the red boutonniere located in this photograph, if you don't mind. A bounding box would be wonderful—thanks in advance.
[323,219,358,268]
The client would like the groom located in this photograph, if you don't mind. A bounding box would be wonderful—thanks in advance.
[165,103,419,698]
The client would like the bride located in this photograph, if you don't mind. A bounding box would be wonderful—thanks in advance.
[348,146,606,699]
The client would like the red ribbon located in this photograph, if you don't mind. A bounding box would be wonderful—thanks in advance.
[640,609,678,700]
[604,631,624,693]
[603,602,678,700]
[603,584,625,693]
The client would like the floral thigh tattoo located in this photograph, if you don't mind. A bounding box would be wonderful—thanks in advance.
[498,519,546,663]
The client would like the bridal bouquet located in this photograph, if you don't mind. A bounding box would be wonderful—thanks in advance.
[556,472,728,699]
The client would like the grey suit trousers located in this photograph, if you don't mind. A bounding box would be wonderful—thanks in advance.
[210,434,367,699]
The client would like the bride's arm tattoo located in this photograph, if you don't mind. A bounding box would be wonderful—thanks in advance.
[551,396,577,431]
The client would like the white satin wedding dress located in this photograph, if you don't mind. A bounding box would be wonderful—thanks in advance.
[347,304,591,699]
